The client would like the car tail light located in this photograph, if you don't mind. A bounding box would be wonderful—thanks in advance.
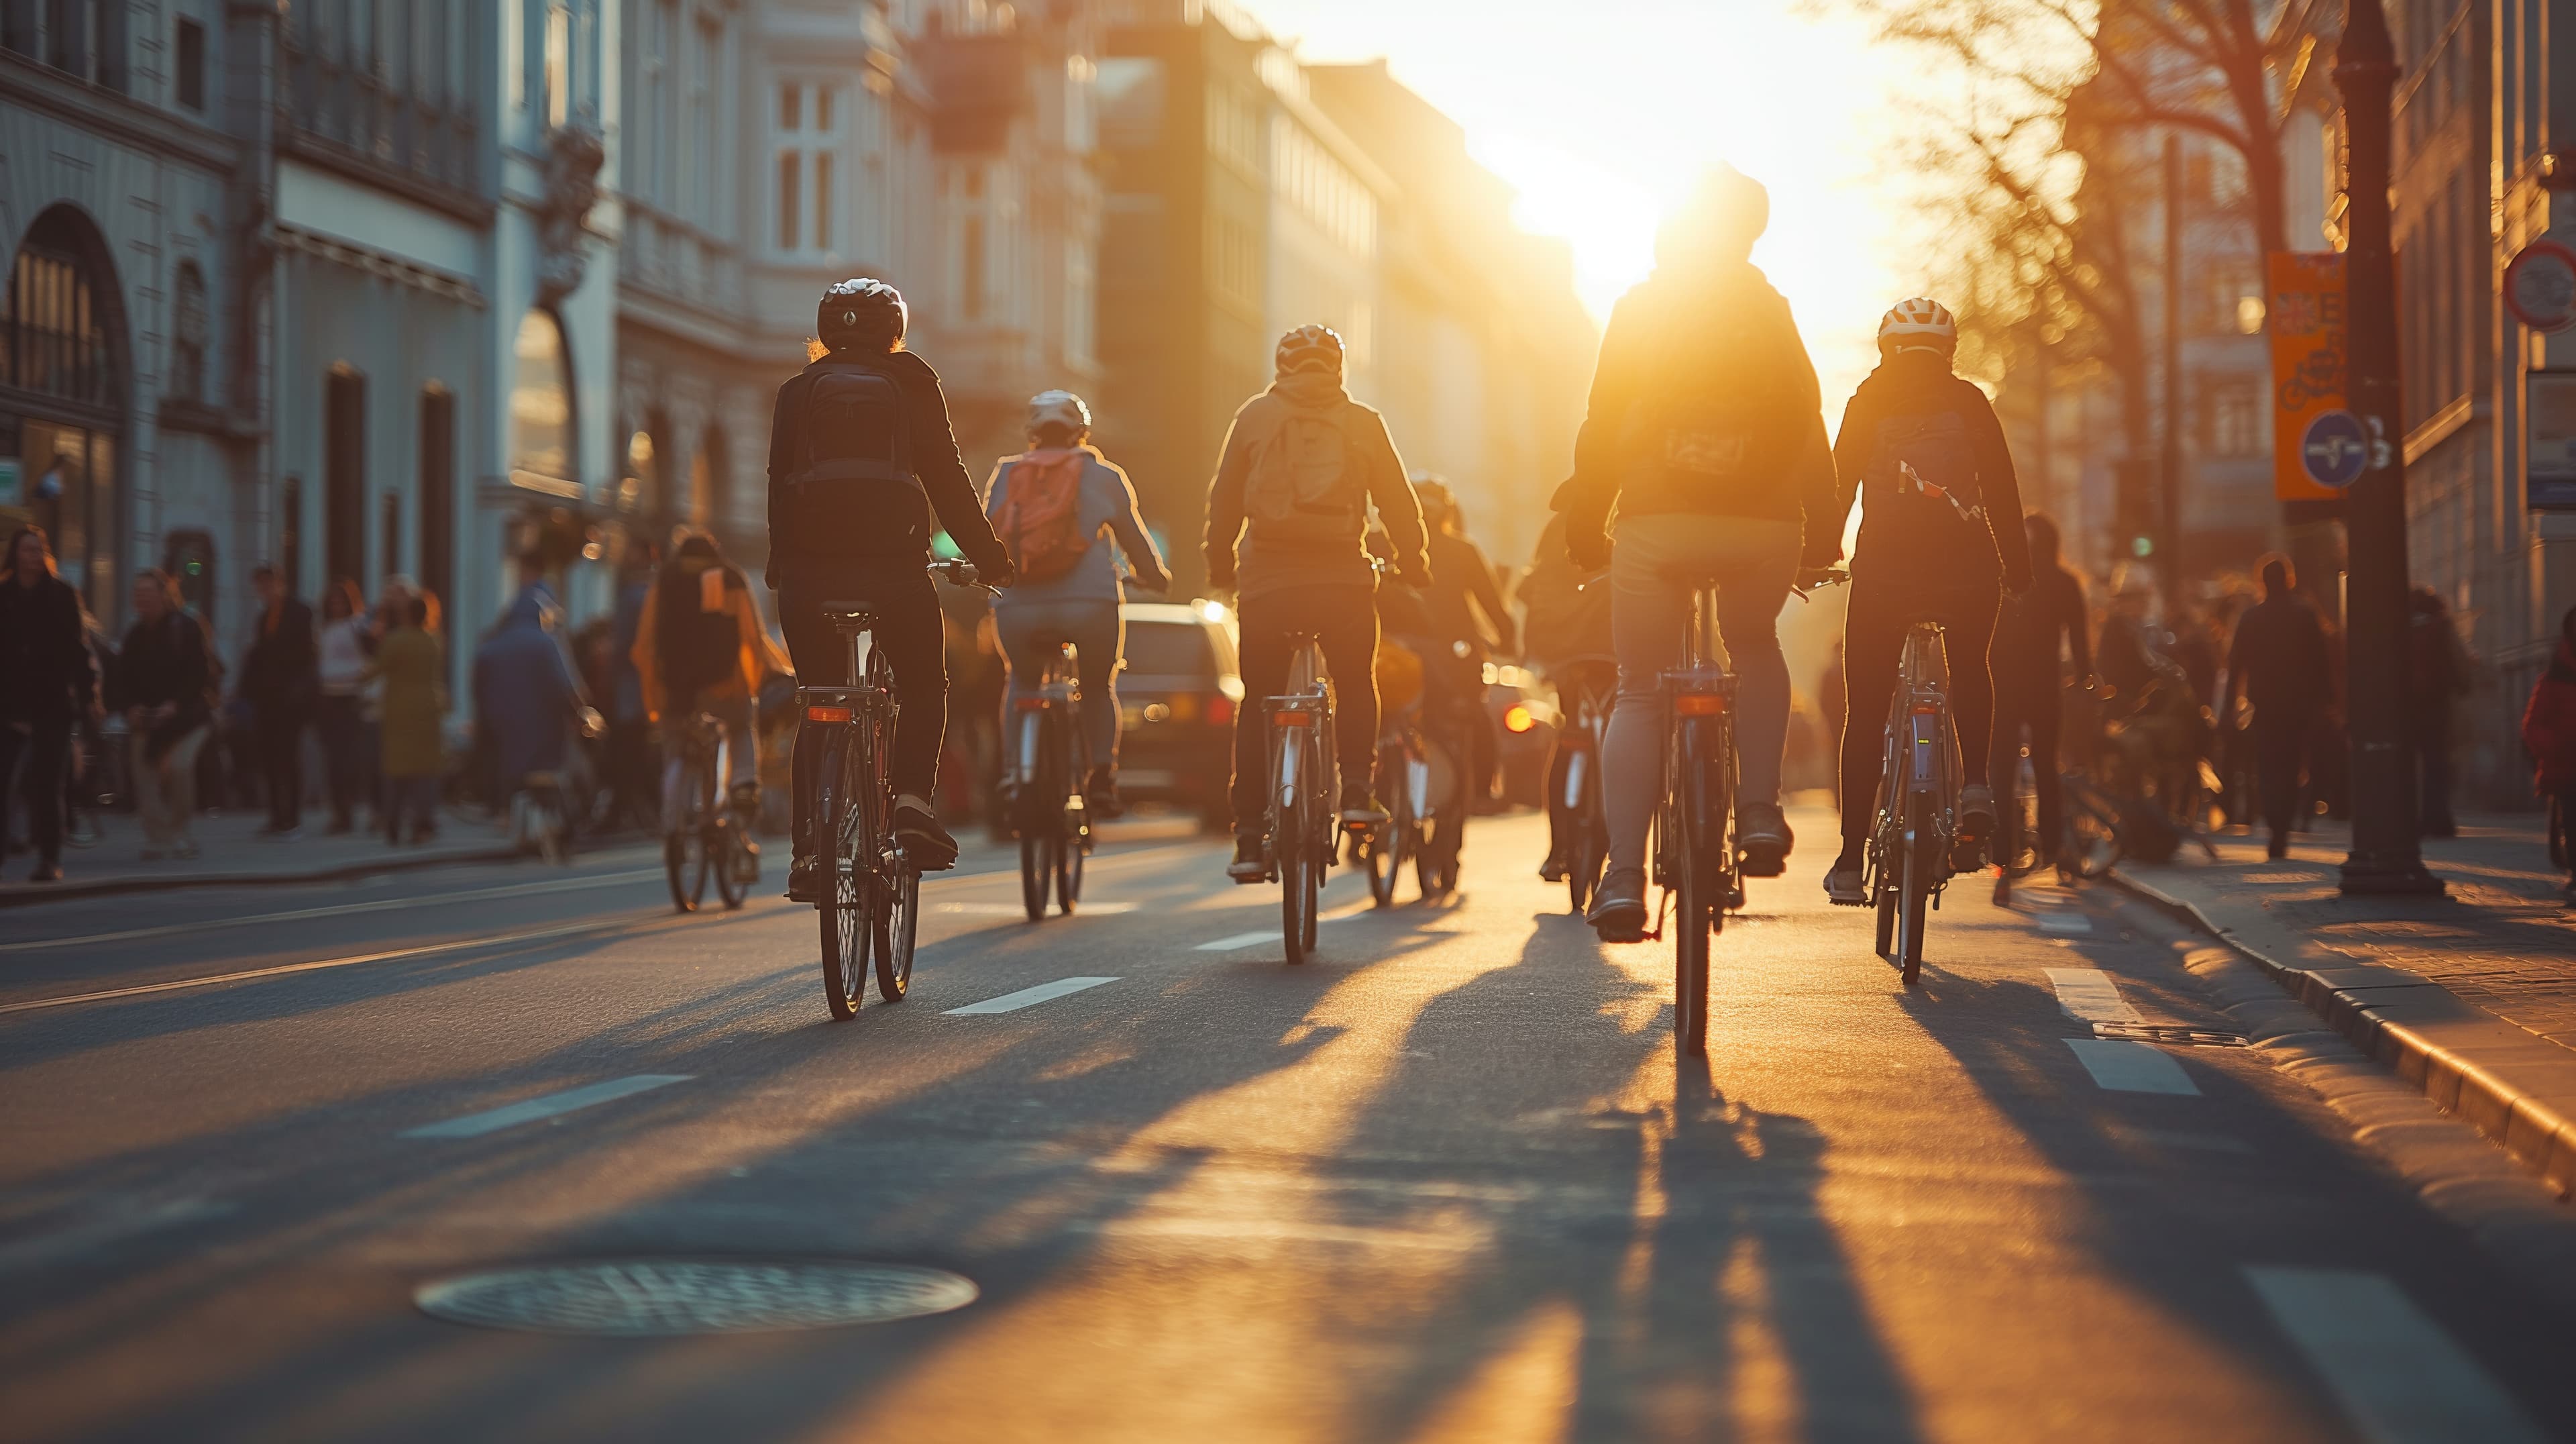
[1208,694,1234,727]
[1503,703,1536,733]
[1169,692,1200,723]
[804,705,852,724]
[1673,693,1728,716]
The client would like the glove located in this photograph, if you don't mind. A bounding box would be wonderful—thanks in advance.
[1566,524,1611,572]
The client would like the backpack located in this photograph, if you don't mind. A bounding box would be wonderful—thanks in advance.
[1246,405,1364,540]
[1866,411,1984,524]
[994,451,1093,583]
[784,360,926,555]
[655,564,740,704]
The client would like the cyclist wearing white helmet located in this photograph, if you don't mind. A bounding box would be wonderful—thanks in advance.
[982,389,1171,815]
[1816,297,2033,906]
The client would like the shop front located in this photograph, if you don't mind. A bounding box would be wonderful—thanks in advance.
[1,205,127,621]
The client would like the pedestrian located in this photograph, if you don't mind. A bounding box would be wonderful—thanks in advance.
[1989,512,2090,871]
[0,525,101,882]
[112,568,215,860]
[2409,585,2473,838]
[374,595,446,844]
[2221,554,2332,859]
[315,578,374,833]
[239,563,319,837]
[608,544,660,829]
[2520,606,2576,903]
[472,582,588,831]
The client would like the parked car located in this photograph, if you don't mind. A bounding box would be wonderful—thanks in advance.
[1117,601,1242,831]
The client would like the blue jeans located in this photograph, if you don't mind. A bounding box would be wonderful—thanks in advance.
[1602,515,1800,876]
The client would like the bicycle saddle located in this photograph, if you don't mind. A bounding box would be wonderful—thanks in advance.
[822,599,881,629]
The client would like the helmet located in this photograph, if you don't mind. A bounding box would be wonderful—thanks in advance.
[1878,298,1957,356]
[1026,389,1092,438]
[1275,324,1345,377]
[816,278,907,354]
[1409,474,1458,528]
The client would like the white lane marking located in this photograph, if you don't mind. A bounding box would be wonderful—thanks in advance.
[2036,911,2093,935]
[13,867,667,951]
[944,976,1120,1015]
[2132,1128,2255,1153]
[937,901,1138,915]
[2046,967,2145,1024]
[2063,1039,2200,1095]
[1196,930,1278,951]
[2245,1266,2548,1444]
[403,1074,692,1139]
[0,1196,232,1276]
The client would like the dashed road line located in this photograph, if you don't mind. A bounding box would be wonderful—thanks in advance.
[2046,967,2144,1025]
[0,1196,233,1276]
[944,976,1120,1015]
[2036,911,2093,935]
[403,1074,692,1139]
[2063,1038,2200,1094]
[937,902,1138,915]
[1195,930,1278,951]
[2244,1266,2546,1444]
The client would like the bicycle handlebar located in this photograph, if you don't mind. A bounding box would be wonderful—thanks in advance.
[1790,566,1851,599]
[928,558,999,595]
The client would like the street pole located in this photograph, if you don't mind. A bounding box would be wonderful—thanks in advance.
[2333,0,2443,895]
[2161,134,2186,605]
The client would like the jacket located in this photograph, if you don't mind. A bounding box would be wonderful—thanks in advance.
[375,625,447,780]
[241,596,320,717]
[1519,515,1613,670]
[1995,564,2090,694]
[631,559,792,721]
[110,610,213,762]
[0,571,97,725]
[1829,352,2033,597]
[1203,370,1429,601]
[982,446,1171,607]
[1421,529,1515,662]
[765,348,1008,576]
[1557,261,1839,563]
[2224,592,2334,720]
[2523,638,2576,790]
[472,590,586,782]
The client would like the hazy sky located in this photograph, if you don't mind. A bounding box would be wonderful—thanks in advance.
[1246,0,1913,413]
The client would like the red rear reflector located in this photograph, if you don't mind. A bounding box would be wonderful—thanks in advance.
[1673,693,1727,716]
[1911,705,1939,717]
[805,705,851,724]
[1208,696,1235,727]
[1273,710,1316,727]
[1014,697,1048,711]
[1503,703,1536,733]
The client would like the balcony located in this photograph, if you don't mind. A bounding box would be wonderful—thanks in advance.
[279,25,485,219]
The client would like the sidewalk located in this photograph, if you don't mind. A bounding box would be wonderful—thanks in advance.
[0,808,519,908]
[2115,815,2576,1196]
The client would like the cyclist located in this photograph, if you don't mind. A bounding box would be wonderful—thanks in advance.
[1820,299,2033,905]
[1553,165,1841,941]
[1409,476,1516,811]
[983,389,1171,818]
[768,278,1016,898]
[1988,511,2090,870]
[631,529,791,866]
[1522,510,1616,882]
[1206,323,1430,882]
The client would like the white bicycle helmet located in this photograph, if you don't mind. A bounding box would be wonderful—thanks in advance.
[1026,389,1092,438]
[1878,297,1958,356]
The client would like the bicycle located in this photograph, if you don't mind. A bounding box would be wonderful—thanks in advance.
[1360,665,1465,907]
[664,711,754,914]
[1862,619,1979,985]
[1554,663,1614,915]
[1009,639,1093,921]
[1255,628,1348,966]
[1640,578,1758,1067]
[801,558,991,1019]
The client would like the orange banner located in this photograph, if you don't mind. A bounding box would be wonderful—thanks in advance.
[2266,253,2350,503]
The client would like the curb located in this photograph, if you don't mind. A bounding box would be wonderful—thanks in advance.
[0,842,525,909]
[2110,868,2576,1200]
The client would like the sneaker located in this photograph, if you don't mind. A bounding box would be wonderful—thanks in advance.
[1085,766,1126,820]
[1585,866,1649,943]
[1338,784,1389,828]
[892,794,961,870]
[1538,839,1569,883]
[1957,785,1996,841]
[1228,831,1269,884]
[1737,801,1792,877]
[786,856,820,902]
[1824,855,1868,906]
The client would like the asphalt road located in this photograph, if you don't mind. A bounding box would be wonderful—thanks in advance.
[3,807,2571,1443]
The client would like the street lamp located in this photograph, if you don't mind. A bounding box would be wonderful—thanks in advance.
[2332,0,2444,895]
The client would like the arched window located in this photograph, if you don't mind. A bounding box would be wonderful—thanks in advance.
[5,205,129,619]
[170,262,209,403]
[507,308,577,492]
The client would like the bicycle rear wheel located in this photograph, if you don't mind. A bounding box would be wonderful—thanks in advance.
[1897,790,1933,985]
[875,865,918,1002]
[1278,799,1311,966]
[1056,815,1083,913]
[665,764,710,914]
[817,737,870,1019]
[712,817,749,910]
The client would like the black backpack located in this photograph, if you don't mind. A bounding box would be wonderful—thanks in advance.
[782,360,927,556]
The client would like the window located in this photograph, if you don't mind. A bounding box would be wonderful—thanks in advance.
[505,0,525,108]
[2202,379,2263,458]
[380,490,402,581]
[170,262,208,402]
[814,152,834,251]
[508,309,576,486]
[814,86,833,132]
[280,476,303,591]
[688,17,717,220]
[651,0,677,202]
[963,215,987,319]
[175,17,205,110]
[1065,237,1095,367]
[777,151,801,251]
[545,2,570,127]
[780,81,801,130]
[325,366,367,592]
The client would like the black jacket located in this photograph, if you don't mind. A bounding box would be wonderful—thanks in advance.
[0,572,97,725]
[765,348,1006,576]
[1994,564,2089,694]
[1830,352,2033,597]
[2226,592,2332,719]
[241,597,319,716]
[112,610,214,759]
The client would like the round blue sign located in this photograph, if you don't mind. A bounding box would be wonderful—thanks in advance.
[2300,411,2370,489]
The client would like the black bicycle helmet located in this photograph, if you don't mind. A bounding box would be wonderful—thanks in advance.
[817,278,907,354]
[1275,323,1345,377]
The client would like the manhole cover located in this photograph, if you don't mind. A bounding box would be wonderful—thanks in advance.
[415,1259,977,1335]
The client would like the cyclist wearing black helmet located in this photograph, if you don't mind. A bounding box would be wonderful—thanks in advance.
[1205,323,1431,882]
[769,278,1015,896]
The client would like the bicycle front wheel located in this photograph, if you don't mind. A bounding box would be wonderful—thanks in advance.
[1056,809,1084,913]
[665,788,710,913]
[712,815,750,911]
[1897,790,1933,985]
[875,865,918,1002]
[1279,802,1312,966]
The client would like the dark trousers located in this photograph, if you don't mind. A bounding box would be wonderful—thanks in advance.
[259,709,307,829]
[1230,582,1380,830]
[1989,681,2063,859]
[384,775,439,842]
[778,565,947,859]
[1,714,71,865]
[317,694,369,827]
[2414,711,2456,835]
[2253,711,2316,839]
[1838,580,2000,846]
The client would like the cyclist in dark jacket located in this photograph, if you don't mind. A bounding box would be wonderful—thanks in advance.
[769,278,1014,893]
[1989,512,2090,868]
[1820,299,2033,905]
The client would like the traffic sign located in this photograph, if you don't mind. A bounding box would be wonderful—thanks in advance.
[2504,238,2576,333]
[2300,410,2370,489]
